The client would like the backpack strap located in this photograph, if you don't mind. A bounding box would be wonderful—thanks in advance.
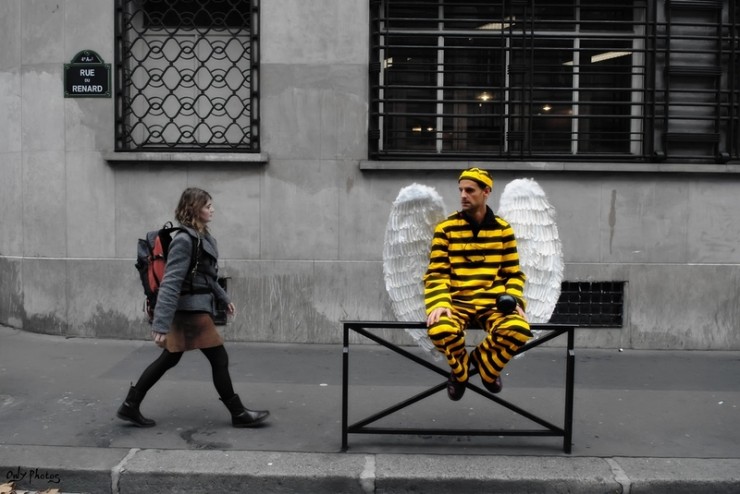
[178,230,210,295]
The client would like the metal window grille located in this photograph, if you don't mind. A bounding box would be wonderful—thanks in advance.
[369,0,740,163]
[549,281,625,327]
[115,0,259,152]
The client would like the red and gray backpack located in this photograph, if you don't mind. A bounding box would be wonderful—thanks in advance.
[135,222,200,322]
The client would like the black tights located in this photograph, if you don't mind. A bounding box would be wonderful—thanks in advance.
[133,345,235,401]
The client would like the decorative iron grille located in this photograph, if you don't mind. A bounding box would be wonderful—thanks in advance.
[115,0,259,152]
[369,0,740,163]
[550,281,625,327]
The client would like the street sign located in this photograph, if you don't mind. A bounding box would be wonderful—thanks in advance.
[64,50,111,98]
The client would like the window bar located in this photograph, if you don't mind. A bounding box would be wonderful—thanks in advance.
[436,3,444,154]
[251,0,261,152]
[714,4,723,159]
[378,32,385,153]
[631,5,648,157]
[570,13,581,156]
[714,1,731,162]
[369,0,381,155]
[503,18,512,156]
[526,4,535,157]
[662,3,672,157]
[646,0,659,159]
[732,1,739,158]
[114,0,124,150]
[570,36,581,154]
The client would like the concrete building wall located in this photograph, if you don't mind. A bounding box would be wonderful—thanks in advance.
[0,0,739,350]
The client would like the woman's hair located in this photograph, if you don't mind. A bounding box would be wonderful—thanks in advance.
[175,187,212,232]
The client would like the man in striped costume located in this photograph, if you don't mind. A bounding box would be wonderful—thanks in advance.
[424,168,531,400]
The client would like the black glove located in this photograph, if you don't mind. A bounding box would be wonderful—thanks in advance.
[496,294,517,314]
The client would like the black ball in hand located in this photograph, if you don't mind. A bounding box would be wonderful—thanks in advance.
[497,294,517,314]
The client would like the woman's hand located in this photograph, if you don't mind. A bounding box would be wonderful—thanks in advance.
[151,331,166,347]
[225,303,237,324]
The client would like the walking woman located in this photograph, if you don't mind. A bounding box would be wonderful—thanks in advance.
[117,187,269,428]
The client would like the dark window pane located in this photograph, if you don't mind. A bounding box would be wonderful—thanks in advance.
[532,1,576,31]
[444,1,505,30]
[441,36,504,152]
[511,40,574,153]
[143,0,252,29]
[578,40,634,153]
[581,0,636,31]
[382,35,437,151]
[385,0,439,30]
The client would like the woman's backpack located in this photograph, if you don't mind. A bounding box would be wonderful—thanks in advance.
[135,222,199,322]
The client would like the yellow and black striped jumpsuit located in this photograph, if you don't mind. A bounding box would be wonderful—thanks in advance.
[424,206,532,385]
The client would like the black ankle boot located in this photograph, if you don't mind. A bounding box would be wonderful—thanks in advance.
[117,385,156,427]
[220,394,269,428]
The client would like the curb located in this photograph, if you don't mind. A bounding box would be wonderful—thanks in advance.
[2,445,739,493]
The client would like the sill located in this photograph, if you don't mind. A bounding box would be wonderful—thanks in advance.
[104,151,269,165]
[360,160,740,174]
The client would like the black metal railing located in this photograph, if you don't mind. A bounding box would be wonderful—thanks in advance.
[115,0,259,152]
[341,321,576,453]
[369,0,740,163]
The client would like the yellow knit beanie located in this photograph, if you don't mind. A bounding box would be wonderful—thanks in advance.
[458,167,493,189]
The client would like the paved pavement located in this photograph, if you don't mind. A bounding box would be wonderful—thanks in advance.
[0,324,739,493]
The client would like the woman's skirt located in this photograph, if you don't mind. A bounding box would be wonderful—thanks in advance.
[162,311,223,352]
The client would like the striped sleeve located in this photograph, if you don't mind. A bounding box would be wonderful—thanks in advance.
[423,222,453,314]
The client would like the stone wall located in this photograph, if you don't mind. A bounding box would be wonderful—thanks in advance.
[0,0,739,349]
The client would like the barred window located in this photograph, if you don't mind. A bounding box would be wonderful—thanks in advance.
[115,0,259,152]
[369,0,740,163]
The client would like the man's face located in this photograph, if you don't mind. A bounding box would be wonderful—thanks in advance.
[458,179,489,213]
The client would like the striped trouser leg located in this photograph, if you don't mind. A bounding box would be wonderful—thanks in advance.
[471,314,532,384]
[427,312,471,382]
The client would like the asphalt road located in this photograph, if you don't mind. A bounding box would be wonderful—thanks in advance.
[1,325,739,459]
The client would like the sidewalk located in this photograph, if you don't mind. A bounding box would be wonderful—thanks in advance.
[1,325,739,493]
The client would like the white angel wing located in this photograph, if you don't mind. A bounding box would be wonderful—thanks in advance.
[383,183,447,355]
[497,178,564,324]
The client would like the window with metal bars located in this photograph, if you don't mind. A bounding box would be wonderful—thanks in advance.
[115,0,259,152]
[369,0,740,163]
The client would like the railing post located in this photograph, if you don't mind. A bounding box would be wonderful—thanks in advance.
[564,326,575,454]
[341,323,350,452]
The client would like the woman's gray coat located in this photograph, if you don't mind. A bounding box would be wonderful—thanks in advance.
[152,225,230,334]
